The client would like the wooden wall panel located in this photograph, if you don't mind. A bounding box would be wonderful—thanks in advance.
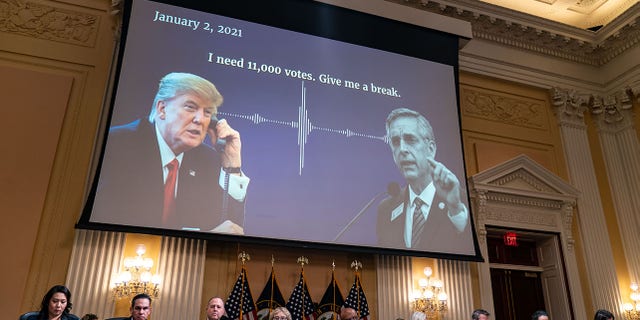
[0,0,117,315]
[0,65,72,318]
[459,72,568,180]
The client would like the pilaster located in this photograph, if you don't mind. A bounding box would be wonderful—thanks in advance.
[591,92,640,283]
[551,87,623,313]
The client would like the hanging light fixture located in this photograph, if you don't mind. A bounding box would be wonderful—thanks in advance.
[624,282,640,320]
[112,244,161,299]
[411,267,447,319]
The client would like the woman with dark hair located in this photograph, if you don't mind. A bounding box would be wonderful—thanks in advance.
[593,309,615,320]
[19,285,80,320]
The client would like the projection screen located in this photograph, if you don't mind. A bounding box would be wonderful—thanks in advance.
[79,0,481,260]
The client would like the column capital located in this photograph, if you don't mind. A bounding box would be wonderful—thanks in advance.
[590,88,635,133]
[550,87,590,127]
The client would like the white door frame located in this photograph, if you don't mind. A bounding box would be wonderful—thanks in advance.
[468,154,587,320]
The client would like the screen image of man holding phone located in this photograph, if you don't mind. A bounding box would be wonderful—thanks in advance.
[91,72,249,234]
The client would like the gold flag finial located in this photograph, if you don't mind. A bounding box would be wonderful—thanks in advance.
[350,260,362,272]
[271,255,275,267]
[238,251,250,265]
[297,256,309,267]
[332,260,336,271]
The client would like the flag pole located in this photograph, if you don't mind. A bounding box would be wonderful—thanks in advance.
[269,255,276,314]
[350,260,362,319]
[331,261,337,320]
[239,251,250,320]
[297,256,309,320]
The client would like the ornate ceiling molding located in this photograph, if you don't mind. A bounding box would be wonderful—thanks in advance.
[387,0,640,66]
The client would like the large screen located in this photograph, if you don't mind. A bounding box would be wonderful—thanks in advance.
[79,0,481,259]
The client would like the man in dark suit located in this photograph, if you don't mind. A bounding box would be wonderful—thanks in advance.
[205,297,227,320]
[472,309,491,320]
[377,108,470,252]
[107,293,152,320]
[91,72,249,233]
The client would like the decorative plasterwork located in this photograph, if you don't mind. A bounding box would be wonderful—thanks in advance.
[483,204,558,228]
[484,191,564,210]
[387,0,640,66]
[551,86,637,131]
[489,168,560,194]
[111,0,124,40]
[469,154,579,250]
[0,0,99,47]
[569,0,607,15]
[550,87,590,126]
[471,155,580,199]
[461,87,547,129]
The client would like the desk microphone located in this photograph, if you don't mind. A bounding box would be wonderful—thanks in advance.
[209,116,226,150]
[333,182,400,241]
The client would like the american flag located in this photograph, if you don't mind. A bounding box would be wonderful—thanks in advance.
[316,271,344,320]
[256,267,287,320]
[286,273,316,320]
[226,268,258,320]
[343,273,369,320]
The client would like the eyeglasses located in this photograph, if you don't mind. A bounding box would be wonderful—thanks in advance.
[344,316,359,320]
[273,317,288,320]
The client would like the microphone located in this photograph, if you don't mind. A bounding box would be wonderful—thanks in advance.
[333,182,400,242]
[209,116,226,150]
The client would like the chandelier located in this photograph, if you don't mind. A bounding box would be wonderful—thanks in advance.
[112,244,161,299]
[411,267,447,319]
[624,282,640,320]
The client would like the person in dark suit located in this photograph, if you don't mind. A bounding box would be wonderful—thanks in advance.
[106,293,152,320]
[91,72,249,233]
[205,297,227,320]
[19,285,80,320]
[593,309,614,320]
[377,108,470,252]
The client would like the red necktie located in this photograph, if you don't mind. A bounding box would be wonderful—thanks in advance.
[162,158,179,226]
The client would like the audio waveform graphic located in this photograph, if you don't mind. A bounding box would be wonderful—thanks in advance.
[219,81,388,175]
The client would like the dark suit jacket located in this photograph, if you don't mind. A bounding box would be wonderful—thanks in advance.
[376,186,471,253]
[19,312,80,320]
[90,119,245,231]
